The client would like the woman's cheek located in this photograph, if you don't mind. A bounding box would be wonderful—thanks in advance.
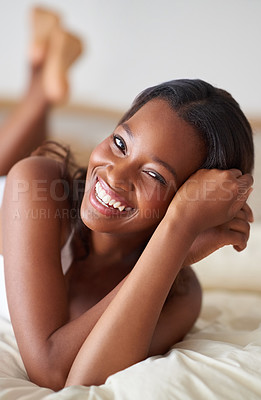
[140,185,170,221]
[89,138,112,166]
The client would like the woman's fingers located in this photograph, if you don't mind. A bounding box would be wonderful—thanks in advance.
[170,169,254,234]
[229,168,243,178]
[222,212,251,251]
[231,174,254,215]
[228,170,254,198]
[215,209,251,252]
[228,218,250,239]
[233,204,254,223]
[220,225,249,252]
[237,174,254,198]
[241,203,254,223]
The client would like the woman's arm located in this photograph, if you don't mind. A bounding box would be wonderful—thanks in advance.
[3,160,253,390]
[182,203,253,266]
[2,156,129,390]
[1,153,199,389]
[65,214,196,387]
[65,168,253,387]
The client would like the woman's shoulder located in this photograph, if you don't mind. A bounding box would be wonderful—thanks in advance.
[7,155,65,181]
[5,155,69,205]
[3,156,72,250]
[4,155,71,228]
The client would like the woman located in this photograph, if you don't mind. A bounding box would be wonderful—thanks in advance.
[0,9,254,392]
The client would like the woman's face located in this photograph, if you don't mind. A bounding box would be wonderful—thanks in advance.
[81,99,206,236]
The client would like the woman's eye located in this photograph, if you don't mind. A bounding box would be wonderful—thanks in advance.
[113,135,126,154]
[146,171,166,185]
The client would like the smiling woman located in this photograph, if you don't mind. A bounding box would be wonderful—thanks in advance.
[81,98,206,237]
[0,59,254,390]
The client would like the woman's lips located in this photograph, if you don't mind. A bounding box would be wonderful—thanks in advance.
[89,177,134,216]
[97,177,134,210]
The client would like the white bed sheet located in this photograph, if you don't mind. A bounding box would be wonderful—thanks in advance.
[0,289,261,399]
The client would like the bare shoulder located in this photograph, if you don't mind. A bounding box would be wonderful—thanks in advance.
[6,155,64,182]
[1,156,65,254]
[2,155,71,252]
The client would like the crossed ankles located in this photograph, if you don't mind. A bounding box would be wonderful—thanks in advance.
[29,7,83,104]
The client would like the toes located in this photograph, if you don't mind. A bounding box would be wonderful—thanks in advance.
[29,7,60,67]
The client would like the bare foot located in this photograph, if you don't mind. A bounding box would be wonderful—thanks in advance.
[29,7,60,67]
[43,28,83,103]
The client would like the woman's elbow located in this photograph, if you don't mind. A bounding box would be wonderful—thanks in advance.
[23,349,69,391]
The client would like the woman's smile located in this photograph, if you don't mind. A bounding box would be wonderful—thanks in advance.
[81,99,206,234]
[89,176,135,216]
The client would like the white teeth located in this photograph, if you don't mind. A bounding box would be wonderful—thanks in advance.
[95,180,130,212]
[109,199,116,206]
[100,189,106,198]
[103,194,111,204]
[113,201,121,209]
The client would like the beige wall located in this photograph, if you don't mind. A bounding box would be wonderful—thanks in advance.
[0,0,260,118]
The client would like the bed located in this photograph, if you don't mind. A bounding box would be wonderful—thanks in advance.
[0,107,261,399]
[1,237,261,400]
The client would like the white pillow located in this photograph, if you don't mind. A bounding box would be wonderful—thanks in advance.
[192,222,261,291]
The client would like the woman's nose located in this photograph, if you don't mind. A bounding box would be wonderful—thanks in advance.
[106,163,134,192]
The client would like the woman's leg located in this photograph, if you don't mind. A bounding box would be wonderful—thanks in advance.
[0,68,49,176]
[0,7,82,176]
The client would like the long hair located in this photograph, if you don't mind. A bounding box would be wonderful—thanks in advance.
[32,141,90,258]
[118,79,254,173]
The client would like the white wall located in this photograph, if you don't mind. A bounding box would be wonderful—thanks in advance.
[0,0,260,116]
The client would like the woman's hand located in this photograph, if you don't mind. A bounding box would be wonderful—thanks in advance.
[166,168,254,235]
[182,203,253,266]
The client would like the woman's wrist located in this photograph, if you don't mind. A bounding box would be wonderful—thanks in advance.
[163,205,199,244]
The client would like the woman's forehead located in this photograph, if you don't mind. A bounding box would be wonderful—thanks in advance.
[126,99,195,139]
[123,99,206,186]
[123,99,201,156]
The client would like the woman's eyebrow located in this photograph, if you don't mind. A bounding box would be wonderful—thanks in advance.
[151,156,177,181]
[121,123,134,139]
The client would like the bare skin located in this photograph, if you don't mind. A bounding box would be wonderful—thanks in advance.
[29,7,60,67]
[1,97,253,390]
[0,7,254,392]
[29,6,82,102]
[0,8,82,176]
[0,69,48,176]
[0,7,82,251]
[43,27,83,103]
